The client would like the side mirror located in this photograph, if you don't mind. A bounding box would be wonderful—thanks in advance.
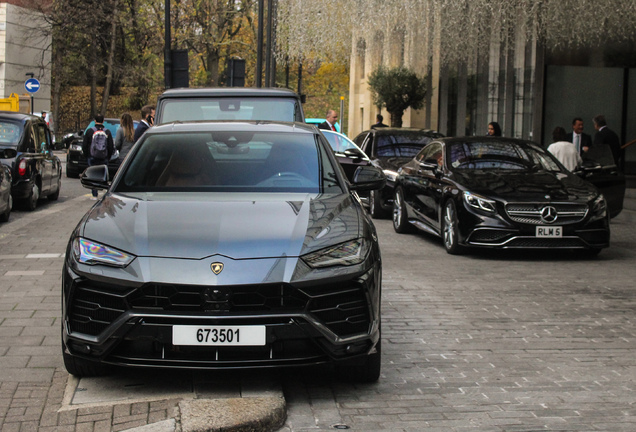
[0,148,17,159]
[350,165,386,192]
[419,161,438,171]
[80,165,110,190]
[344,148,365,160]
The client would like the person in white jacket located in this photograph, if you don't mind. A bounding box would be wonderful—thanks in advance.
[547,126,582,172]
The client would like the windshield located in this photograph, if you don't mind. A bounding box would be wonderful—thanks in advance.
[377,132,439,157]
[0,121,24,147]
[160,98,300,123]
[448,140,562,171]
[116,131,342,194]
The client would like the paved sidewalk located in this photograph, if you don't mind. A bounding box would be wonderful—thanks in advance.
[0,188,284,432]
[1,165,635,431]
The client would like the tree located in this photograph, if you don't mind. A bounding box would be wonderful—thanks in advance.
[367,66,426,128]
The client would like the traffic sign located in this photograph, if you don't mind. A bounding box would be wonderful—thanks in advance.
[25,78,41,93]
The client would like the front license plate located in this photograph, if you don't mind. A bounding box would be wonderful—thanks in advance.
[536,226,562,237]
[172,325,266,346]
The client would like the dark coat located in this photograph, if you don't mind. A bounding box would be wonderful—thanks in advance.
[593,127,621,164]
[134,121,151,143]
[566,132,592,155]
[318,121,335,131]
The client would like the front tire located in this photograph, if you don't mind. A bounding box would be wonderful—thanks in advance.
[24,180,40,211]
[393,187,412,233]
[369,189,387,219]
[442,200,464,255]
[0,195,11,222]
[336,337,381,383]
[62,349,111,377]
[48,176,61,201]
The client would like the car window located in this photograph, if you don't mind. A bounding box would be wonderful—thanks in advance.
[160,98,298,123]
[448,140,561,171]
[0,121,23,147]
[34,124,48,152]
[417,143,443,167]
[116,131,342,194]
[322,131,359,153]
[376,133,435,157]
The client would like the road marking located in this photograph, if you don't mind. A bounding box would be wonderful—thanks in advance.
[26,253,62,259]
[4,270,46,276]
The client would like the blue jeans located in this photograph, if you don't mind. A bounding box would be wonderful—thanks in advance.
[87,157,107,197]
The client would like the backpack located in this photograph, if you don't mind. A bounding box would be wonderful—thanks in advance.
[90,127,109,159]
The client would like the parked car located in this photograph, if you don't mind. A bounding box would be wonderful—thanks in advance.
[155,88,306,124]
[320,130,371,183]
[0,151,12,222]
[62,121,386,382]
[392,136,622,255]
[352,127,444,218]
[65,118,138,178]
[0,111,62,210]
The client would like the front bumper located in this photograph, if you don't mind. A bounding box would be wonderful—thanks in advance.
[457,200,610,250]
[62,256,381,370]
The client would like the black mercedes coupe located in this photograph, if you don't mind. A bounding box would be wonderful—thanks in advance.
[392,137,623,255]
[62,121,386,382]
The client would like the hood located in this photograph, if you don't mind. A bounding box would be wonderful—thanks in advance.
[453,170,599,202]
[80,192,361,260]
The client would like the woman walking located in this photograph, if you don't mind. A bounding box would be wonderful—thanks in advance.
[115,113,135,161]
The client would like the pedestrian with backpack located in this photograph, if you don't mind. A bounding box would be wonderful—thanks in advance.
[82,114,115,199]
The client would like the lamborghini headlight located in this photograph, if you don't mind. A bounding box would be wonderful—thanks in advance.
[302,238,370,269]
[72,238,135,268]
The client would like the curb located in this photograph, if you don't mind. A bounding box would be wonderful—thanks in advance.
[179,397,286,432]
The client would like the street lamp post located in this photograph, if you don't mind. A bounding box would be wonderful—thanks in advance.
[164,0,172,89]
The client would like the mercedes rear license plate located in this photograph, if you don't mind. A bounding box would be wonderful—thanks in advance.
[172,325,266,346]
[536,226,562,237]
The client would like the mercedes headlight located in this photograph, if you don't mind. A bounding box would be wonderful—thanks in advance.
[72,238,135,268]
[590,194,607,219]
[70,143,83,152]
[464,191,496,212]
[302,238,370,269]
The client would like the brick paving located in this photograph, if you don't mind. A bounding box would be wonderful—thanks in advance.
[0,181,180,431]
[279,192,636,431]
[2,168,636,431]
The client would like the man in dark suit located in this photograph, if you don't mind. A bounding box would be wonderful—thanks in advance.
[318,109,338,132]
[133,105,155,142]
[592,114,621,165]
[371,114,388,129]
[566,117,592,155]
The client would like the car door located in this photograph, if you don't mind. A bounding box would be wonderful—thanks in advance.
[578,143,625,217]
[34,122,53,194]
[407,143,445,230]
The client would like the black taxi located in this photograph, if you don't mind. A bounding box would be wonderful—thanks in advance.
[0,111,62,210]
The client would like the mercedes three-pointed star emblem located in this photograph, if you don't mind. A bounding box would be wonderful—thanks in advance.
[540,206,558,224]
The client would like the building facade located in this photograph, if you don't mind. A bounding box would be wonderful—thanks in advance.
[0,1,51,114]
[349,30,636,174]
